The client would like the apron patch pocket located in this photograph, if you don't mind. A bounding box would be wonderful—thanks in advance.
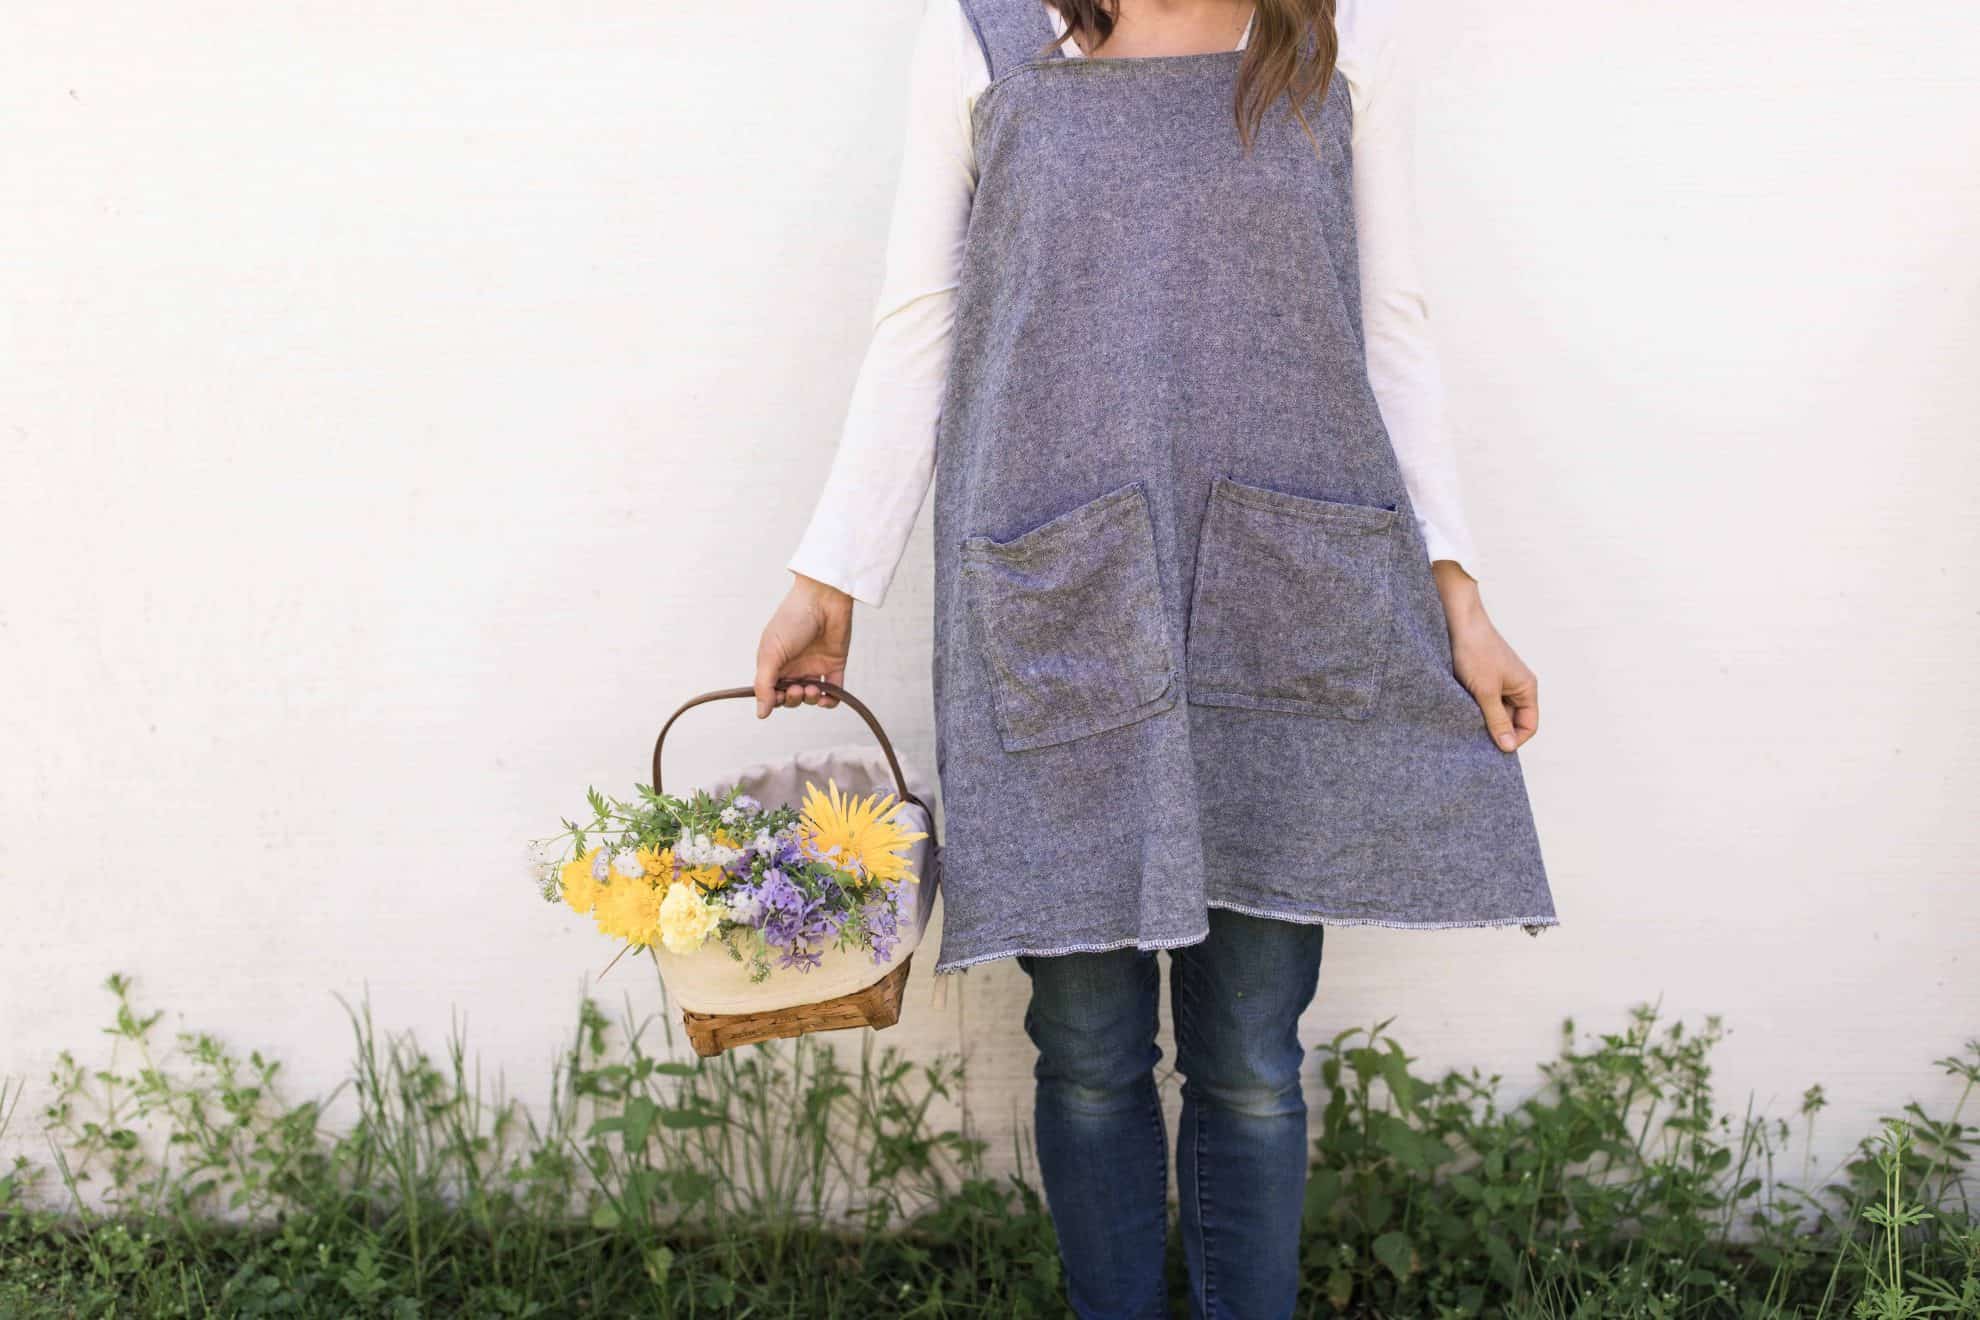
[960,481,1179,752]
[1185,475,1401,720]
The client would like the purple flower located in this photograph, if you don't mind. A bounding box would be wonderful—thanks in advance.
[757,868,803,914]
[777,944,825,972]
[863,884,904,964]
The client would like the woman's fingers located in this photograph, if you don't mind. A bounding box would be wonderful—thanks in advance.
[1475,666,1538,752]
[1449,609,1540,753]
[754,600,823,717]
[754,581,856,717]
[1507,673,1539,748]
[1471,678,1519,752]
[782,675,840,708]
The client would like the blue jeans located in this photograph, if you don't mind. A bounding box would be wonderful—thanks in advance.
[1016,907,1326,1320]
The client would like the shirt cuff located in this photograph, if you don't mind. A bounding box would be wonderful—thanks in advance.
[1421,526,1481,584]
[785,545,891,609]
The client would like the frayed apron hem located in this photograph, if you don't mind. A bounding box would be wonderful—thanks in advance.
[929,905,1560,979]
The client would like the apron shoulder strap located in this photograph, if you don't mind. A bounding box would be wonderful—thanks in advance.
[957,0,1064,83]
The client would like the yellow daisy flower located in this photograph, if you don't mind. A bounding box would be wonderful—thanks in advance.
[592,873,665,947]
[559,847,604,915]
[636,844,673,877]
[799,779,929,887]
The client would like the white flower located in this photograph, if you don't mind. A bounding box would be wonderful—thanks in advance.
[725,888,764,925]
[611,849,643,879]
[677,830,743,867]
[719,805,740,824]
[590,850,612,881]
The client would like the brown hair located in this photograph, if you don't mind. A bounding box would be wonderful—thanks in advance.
[1041,0,1340,153]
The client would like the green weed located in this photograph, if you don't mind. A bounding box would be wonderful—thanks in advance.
[0,976,1973,1318]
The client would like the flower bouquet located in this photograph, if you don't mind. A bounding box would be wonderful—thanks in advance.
[532,680,940,1054]
[537,772,928,981]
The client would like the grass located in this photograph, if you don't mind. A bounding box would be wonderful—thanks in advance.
[0,974,1975,1317]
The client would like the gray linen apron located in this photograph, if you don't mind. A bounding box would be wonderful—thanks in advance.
[927,0,1558,976]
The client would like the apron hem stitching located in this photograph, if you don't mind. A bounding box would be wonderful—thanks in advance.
[930,925,1213,975]
[930,906,1561,974]
[1207,897,1561,934]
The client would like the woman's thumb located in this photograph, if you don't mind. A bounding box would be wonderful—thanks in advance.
[754,636,789,718]
[1473,682,1517,751]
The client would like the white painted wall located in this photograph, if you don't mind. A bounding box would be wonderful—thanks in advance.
[4,0,1976,1213]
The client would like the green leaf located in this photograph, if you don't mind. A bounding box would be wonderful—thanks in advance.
[1378,1040,1418,1112]
[622,1168,662,1215]
[1375,1113,1428,1172]
[1326,1267,1354,1308]
[1372,1230,1417,1281]
[620,1097,659,1148]
[589,1202,621,1231]
[1302,1166,1342,1227]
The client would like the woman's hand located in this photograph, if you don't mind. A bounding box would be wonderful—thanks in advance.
[1432,561,1537,753]
[753,572,856,718]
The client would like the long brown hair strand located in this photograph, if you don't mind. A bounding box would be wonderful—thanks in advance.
[1039,0,1340,153]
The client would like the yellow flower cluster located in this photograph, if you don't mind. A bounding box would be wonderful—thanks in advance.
[558,843,722,950]
[553,787,927,959]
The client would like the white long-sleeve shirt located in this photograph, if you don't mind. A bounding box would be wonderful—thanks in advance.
[787,0,1481,608]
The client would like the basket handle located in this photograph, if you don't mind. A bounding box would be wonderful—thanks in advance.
[650,678,937,837]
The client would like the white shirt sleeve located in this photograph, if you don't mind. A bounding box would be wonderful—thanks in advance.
[783,0,977,608]
[1336,0,1483,580]
[786,0,1480,608]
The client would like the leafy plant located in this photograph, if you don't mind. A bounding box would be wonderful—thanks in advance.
[2,976,1974,1318]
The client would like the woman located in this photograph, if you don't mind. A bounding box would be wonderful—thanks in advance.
[754,0,1559,1313]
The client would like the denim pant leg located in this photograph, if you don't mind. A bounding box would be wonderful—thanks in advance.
[1169,908,1325,1320]
[1017,948,1169,1319]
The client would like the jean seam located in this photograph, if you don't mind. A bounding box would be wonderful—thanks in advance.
[1174,946,1216,1319]
[1195,1087,1217,1318]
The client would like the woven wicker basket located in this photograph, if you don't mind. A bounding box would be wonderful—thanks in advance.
[645,679,941,1057]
